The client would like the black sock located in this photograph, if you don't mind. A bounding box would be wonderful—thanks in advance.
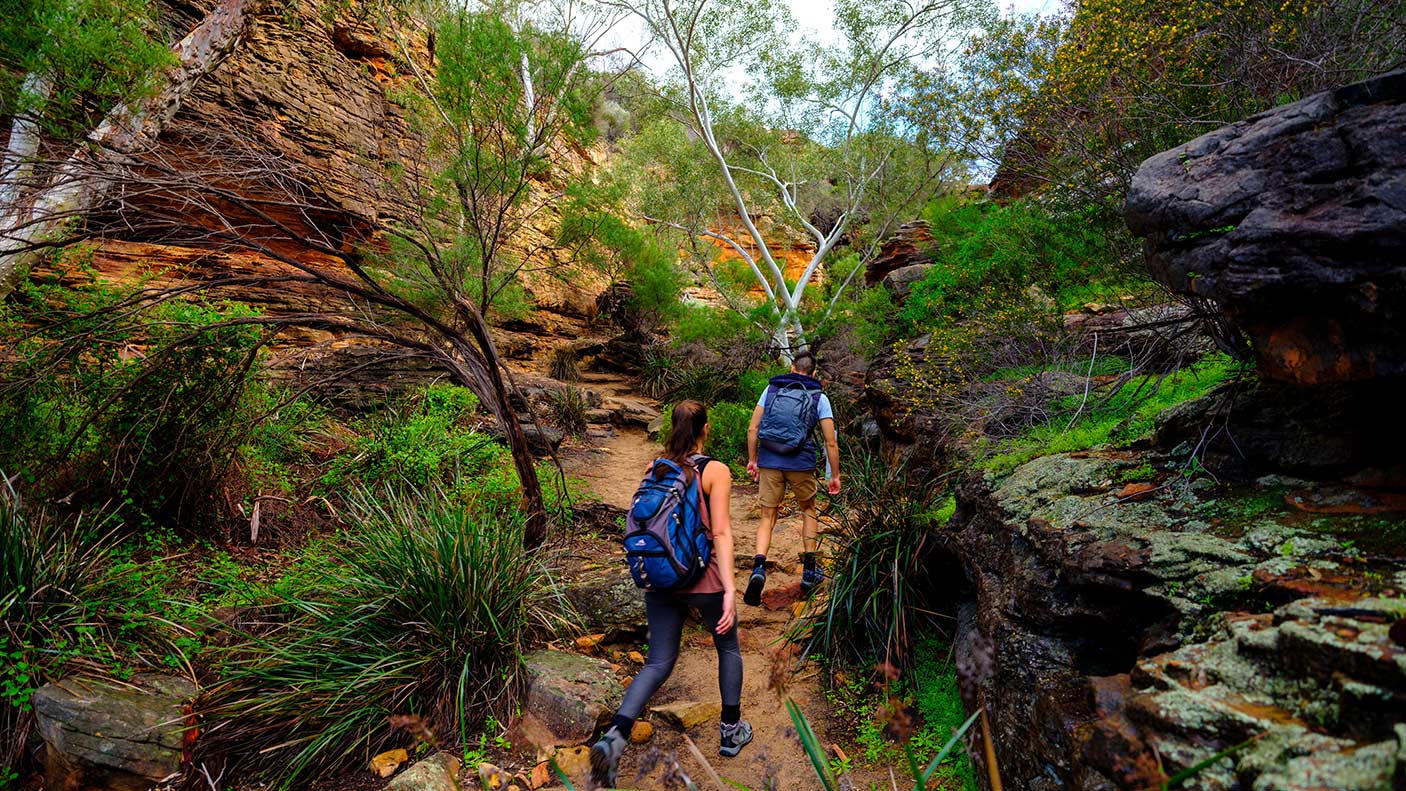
[802,552,816,572]
[721,704,740,725]
[609,714,634,737]
[752,554,766,572]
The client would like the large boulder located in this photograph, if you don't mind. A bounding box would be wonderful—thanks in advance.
[563,563,647,640]
[1125,70,1406,386]
[517,650,623,748]
[953,451,1406,790]
[34,674,196,791]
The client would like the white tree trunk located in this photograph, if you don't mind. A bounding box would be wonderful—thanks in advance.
[0,73,54,213]
[0,0,255,295]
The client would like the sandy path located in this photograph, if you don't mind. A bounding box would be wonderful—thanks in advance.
[565,425,884,791]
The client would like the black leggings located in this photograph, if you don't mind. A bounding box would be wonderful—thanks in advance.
[616,591,742,723]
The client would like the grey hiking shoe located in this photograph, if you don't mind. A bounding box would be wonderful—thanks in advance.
[719,720,753,757]
[800,566,824,595]
[743,566,766,607]
[589,726,627,788]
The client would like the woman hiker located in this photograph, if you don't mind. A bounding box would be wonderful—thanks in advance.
[590,400,752,787]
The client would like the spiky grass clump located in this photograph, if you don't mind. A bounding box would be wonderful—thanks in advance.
[791,451,948,664]
[0,485,163,779]
[546,386,589,438]
[638,346,682,399]
[204,485,575,787]
[550,346,582,382]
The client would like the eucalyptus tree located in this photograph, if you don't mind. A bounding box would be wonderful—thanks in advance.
[608,0,989,359]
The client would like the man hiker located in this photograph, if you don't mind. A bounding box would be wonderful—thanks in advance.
[744,350,840,606]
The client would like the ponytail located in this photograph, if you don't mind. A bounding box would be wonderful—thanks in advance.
[659,400,707,480]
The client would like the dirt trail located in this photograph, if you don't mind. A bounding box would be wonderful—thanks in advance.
[563,417,885,791]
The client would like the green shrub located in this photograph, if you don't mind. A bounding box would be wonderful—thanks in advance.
[321,384,496,491]
[545,386,589,437]
[981,353,1245,474]
[706,402,753,475]
[671,304,755,347]
[549,346,582,382]
[205,485,574,787]
[910,638,978,790]
[0,272,266,534]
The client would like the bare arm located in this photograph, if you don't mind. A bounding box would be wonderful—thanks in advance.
[746,404,764,480]
[704,462,737,632]
[819,417,841,494]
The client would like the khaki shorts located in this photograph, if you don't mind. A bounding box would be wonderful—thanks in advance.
[758,468,818,509]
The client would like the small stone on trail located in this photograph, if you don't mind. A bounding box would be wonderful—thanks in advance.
[630,720,654,743]
[370,748,408,778]
[627,650,645,664]
[529,762,550,789]
[386,752,461,791]
[479,762,510,789]
[575,633,605,651]
[762,582,803,610]
[652,700,722,730]
[549,746,592,786]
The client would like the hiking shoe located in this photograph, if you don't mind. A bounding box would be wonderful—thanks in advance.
[743,566,766,607]
[800,566,824,595]
[589,726,627,788]
[719,720,753,757]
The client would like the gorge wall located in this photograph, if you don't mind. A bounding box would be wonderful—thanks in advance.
[37,0,609,405]
[900,71,1406,790]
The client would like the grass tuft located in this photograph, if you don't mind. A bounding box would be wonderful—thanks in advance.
[202,484,575,788]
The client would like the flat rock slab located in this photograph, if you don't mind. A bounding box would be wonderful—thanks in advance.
[521,649,623,745]
[386,752,461,791]
[761,582,804,611]
[651,700,721,730]
[35,673,195,790]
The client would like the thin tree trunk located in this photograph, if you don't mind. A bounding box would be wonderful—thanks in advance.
[461,306,549,547]
[0,0,255,295]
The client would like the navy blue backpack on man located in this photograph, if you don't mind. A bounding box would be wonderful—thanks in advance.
[757,374,823,455]
[623,454,712,591]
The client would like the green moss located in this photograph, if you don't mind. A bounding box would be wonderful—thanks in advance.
[981,353,1244,474]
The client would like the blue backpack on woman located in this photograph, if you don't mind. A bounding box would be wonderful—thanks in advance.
[623,455,712,591]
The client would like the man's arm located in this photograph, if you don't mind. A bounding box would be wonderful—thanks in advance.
[746,404,764,480]
[819,417,841,495]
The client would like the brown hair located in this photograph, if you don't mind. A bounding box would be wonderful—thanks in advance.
[792,351,816,375]
[659,400,708,480]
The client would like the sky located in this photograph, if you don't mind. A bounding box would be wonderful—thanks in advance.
[601,0,1062,82]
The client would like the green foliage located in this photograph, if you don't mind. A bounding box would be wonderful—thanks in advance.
[705,402,753,476]
[0,0,175,140]
[0,267,266,534]
[321,384,496,491]
[672,304,756,347]
[981,353,1245,474]
[0,488,167,776]
[792,451,948,661]
[910,639,978,790]
[206,486,574,788]
[904,197,1121,329]
[786,691,979,791]
[558,181,684,328]
[238,388,332,496]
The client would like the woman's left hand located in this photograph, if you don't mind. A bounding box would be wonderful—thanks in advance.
[717,589,737,633]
